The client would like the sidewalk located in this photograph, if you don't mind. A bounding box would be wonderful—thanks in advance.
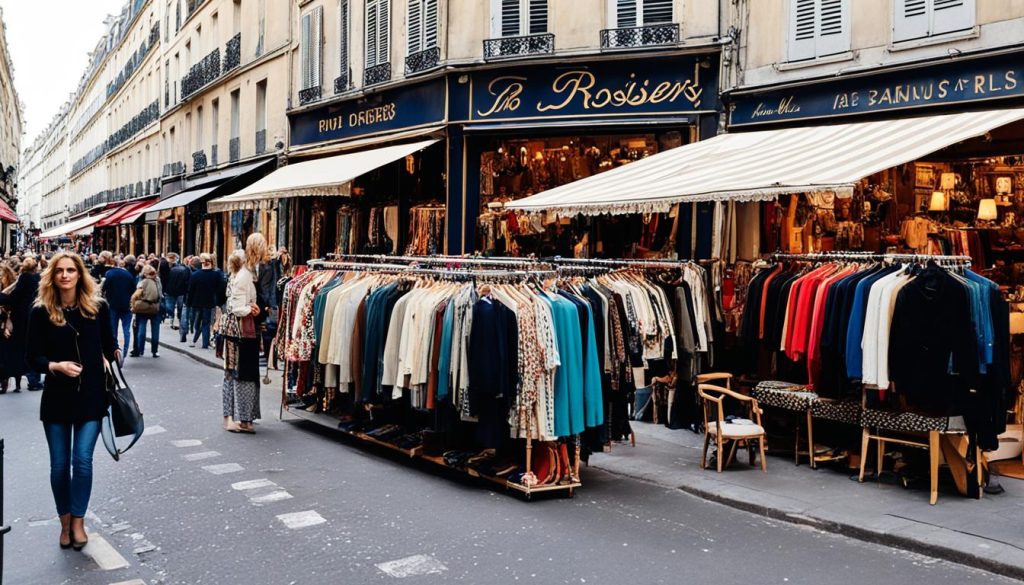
[155,321,1024,578]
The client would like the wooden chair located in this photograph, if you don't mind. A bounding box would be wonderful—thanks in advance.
[698,383,768,473]
[696,372,734,390]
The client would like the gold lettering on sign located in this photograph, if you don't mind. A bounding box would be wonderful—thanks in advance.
[348,103,397,128]
[536,63,703,113]
[476,76,527,117]
[751,95,801,118]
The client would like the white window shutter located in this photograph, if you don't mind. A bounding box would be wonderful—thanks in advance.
[366,0,378,67]
[787,0,816,61]
[424,0,438,49]
[528,0,547,34]
[408,0,422,54]
[340,0,350,78]
[616,0,637,27]
[815,0,849,57]
[642,0,673,25]
[501,0,520,36]
[378,0,390,65]
[893,0,930,42]
[932,0,974,35]
[312,6,323,88]
[300,12,312,89]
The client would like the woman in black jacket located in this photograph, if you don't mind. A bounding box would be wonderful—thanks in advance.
[0,256,41,392]
[26,251,119,551]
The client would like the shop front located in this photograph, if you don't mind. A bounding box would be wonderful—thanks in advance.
[447,51,721,257]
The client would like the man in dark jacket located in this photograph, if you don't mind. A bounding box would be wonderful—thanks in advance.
[186,253,223,349]
[0,257,41,391]
[90,250,113,281]
[101,264,137,355]
[164,253,191,332]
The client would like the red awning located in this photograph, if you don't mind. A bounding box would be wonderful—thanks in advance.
[96,199,157,227]
[0,199,18,223]
[118,198,159,224]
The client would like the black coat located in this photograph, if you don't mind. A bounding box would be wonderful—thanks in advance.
[165,264,191,297]
[186,268,223,309]
[26,302,117,423]
[0,272,40,376]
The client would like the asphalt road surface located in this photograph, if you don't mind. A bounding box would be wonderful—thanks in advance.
[0,347,1017,585]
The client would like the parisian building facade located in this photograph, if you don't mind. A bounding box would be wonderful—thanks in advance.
[0,6,22,254]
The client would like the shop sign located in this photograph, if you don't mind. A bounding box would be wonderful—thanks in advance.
[468,55,718,122]
[290,78,446,147]
[731,52,1024,126]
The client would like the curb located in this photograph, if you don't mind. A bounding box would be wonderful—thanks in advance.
[157,338,222,370]
[590,463,1024,581]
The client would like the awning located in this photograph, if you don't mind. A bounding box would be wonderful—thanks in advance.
[118,198,159,224]
[207,139,440,213]
[0,199,17,223]
[39,210,113,239]
[506,108,1024,216]
[96,199,157,227]
[146,185,220,214]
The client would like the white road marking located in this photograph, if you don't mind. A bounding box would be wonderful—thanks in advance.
[143,425,166,435]
[81,532,130,571]
[250,490,293,504]
[182,451,220,461]
[109,580,147,585]
[276,510,326,529]
[376,554,448,578]
[231,478,276,491]
[202,463,244,475]
[170,439,202,447]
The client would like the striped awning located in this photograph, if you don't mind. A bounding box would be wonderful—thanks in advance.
[0,199,17,223]
[506,108,1024,216]
[96,198,157,227]
[39,210,113,239]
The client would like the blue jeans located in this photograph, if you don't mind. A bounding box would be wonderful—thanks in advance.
[191,307,213,348]
[110,308,132,353]
[163,294,184,323]
[180,305,192,341]
[43,420,101,517]
[135,314,160,355]
[26,370,42,389]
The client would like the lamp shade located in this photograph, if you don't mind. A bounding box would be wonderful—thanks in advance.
[978,198,998,220]
[929,191,948,211]
[941,172,957,190]
[997,176,1013,195]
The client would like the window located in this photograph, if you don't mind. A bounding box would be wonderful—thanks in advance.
[893,0,975,42]
[211,98,219,148]
[230,89,240,140]
[300,6,324,89]
[407,0,438,54]
[338,0,350,80]
[255,80,267,133]
[365,0,390,67]
[257,0,266,55]
[787,0,849,62]
[611,0,672,28]
[196,106,203,150]
[491,0,547,37]
[233,0,241,34]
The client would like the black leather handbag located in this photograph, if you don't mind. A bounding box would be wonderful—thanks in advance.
[100,361,145,461]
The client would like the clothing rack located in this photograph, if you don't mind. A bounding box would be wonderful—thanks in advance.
[325,253,546,270]
[769,251,972,265]
[545,256,697,270]
[309,259,557,282]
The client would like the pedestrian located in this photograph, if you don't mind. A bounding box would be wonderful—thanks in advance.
[25,251,119,551]
[221,248,261,434]
[166,256,190,337]
[123,254,138,280]
[0,256,42,392]
[101,259,136,357]
[0,263,17,393]
[186,253,221,349]
[131,264,162,358]
[90,251,112,281]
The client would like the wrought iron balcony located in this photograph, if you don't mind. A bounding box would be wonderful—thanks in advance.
[163,161,186,178]
[223,33,241,72]
[299,86,321,105]
[255,130,266,155]
[192,150,208,173]
[106,22,161,98]
[334,72,350,95]
[364,63,392,86]
[210,144,218,166]
[600,23,679,49]
[70,100,159,177]
[181,48,221,100]
[483,33,554,60]
[405,46,440,75]
[229,137,240,163]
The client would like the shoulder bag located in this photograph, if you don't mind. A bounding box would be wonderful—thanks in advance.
[130,285,160,316]
[100,360,145,461]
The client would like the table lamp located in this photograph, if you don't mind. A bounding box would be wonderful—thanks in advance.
[977,198,998,225]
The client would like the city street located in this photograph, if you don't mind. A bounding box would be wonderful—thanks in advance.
[0,347,1018,585]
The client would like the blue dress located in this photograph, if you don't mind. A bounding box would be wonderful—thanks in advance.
[542,293,585,437]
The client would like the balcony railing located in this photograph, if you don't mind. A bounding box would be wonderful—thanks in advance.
[106,22,161,98]
[255,130,266,155]
[181,48,221,100]
[210,144,218,166]
[70,100,159,177]
[364,63,392,86]
[192,150,208,173]
[163,161,186,178]
[223,33,241,72]
[68,176,161,215]
[600,23,679,49]
[483,33,554,60]
[334,72,350,95]
[299,86,321,105]
[229,137,240,162]
[405,46,440,75]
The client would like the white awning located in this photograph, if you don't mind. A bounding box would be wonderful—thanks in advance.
[147,185,220,214]
[207,139,440,213]
[506,108,1024,216]
[39,210,114,239]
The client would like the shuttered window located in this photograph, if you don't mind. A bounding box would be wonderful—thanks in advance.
[300,7,323,90]
[612,0,673,28]
[366,0,391,67]
[893,0,974,43]
[492,0,548,36]
[407,0,438,54]
[787,0,849,62]
[339,0,350,77]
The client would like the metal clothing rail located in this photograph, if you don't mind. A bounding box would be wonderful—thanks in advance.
[770,251,972,265]
[309,259,557,281]
[325,253,545,269]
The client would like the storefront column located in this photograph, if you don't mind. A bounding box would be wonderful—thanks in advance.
[446,130,464,255]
